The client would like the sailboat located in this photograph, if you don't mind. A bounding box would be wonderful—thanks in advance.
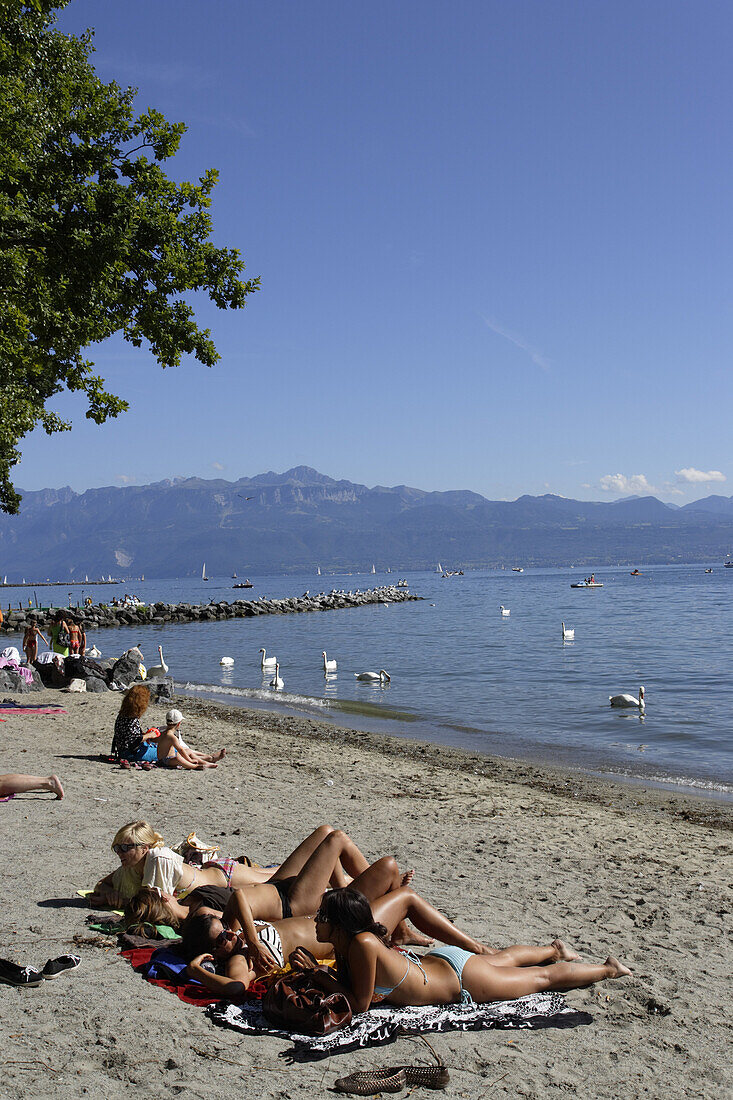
[202,562,208,581]
[436,562,443,573]
[371,564,376,574]
[317,566,321,576]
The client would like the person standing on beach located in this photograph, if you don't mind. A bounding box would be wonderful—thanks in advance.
[23,618,48,665]
[49,611,71,657]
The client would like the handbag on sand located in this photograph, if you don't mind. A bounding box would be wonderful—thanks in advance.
[263,951,352,1035]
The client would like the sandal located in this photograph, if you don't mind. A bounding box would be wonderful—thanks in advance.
[119,760,131,769]
[334,1068,407,1095]
[404,1064,450,1089]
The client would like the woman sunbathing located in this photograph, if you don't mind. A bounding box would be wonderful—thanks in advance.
[111,685,225,769]
[179,879,496,1000]
[92,822,375,914]
[307,887,632,1013]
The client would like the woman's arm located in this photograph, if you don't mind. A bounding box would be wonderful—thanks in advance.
[89,871,122,907]
[186,953,252,1000]
[222,888,279,971]
[342,936,379,1014]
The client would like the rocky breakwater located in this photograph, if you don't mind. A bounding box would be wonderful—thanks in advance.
[0,585,421,636]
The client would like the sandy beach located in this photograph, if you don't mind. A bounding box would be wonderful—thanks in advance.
[0,687,730,1099]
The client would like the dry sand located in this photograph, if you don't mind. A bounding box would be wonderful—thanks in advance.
[0,688,731,1099]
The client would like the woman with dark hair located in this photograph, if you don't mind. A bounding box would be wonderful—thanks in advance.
[49,610,71,657]
[181,880,496,1000]
[111,685,225,768]
[311,887,632,1013]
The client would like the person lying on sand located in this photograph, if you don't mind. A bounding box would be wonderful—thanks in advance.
[90,820,278,908]
[0,772,64,800]
[112,827,412,960]
[111,685,225,770]
[178,879,497,1000]
[306,887,632,1012]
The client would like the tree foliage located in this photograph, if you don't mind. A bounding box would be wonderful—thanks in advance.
[0,0,259,512]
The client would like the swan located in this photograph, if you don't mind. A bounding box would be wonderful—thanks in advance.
[147,645,168,678]
[87,645,102,658]
[269,662,284,690]
[322,650,337,673]
[260,647,277,671]
[219,656,234,667]
[355,670,391,682]
[610,686,645,709]
[500,605,510,617]
[561,622,575,641]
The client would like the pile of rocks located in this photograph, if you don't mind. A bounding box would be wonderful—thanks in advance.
[0,585,420,634]
[0,646,173,697]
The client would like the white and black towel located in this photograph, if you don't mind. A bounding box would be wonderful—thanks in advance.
[207,992,592,1057]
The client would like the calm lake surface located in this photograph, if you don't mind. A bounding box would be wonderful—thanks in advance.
[4,564,732,796]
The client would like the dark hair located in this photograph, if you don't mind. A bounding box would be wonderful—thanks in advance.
[317,888,388,942]
[180,913,220,962]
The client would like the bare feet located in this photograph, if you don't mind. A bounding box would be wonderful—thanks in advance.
[473,942,498,956]
[48,775,64,799]
[605,955,633,978]
[400,869,414,887]
[212,748,226,762]
[390,923,434,948]
[552,938,580,962]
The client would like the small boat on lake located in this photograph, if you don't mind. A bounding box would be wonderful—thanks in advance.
[233,579,254,589]
[571,580,603,588]
[512,567,523,573]
[630,569,642,576]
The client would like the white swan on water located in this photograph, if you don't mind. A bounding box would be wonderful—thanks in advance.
[355,670,391,682]
[87,645,101,658]
[269,662,284,690]
[147,645,168,678]
[260,647,277,671]
[610,686,645,710]
[561,622,575,641]
[220,656,234,667]
[322,650,337,673]
[500,605,510,617]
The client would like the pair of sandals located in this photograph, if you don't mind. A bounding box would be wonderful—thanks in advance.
[335,1063,449,1094]
[119,759,153,770]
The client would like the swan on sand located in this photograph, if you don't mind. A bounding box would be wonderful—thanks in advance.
[610,686,645,709]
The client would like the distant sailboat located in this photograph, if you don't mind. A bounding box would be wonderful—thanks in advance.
[371,564,376,574]
[232,571,237,578]
[436,563,443,573]
[202,562,208,581]
[317,566,321,576]
[85,574,89,582]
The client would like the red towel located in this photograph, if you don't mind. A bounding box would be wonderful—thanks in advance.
[120,947,266,1006]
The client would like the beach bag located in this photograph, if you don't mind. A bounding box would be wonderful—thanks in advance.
[57,627,71,647]
[263,953,352,1035]
[172,832,220,866]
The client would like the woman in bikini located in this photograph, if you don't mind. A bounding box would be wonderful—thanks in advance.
[305,887,632,1013]
[91,822,387,919]
[22,618,48,665]
[180,878,496,1000]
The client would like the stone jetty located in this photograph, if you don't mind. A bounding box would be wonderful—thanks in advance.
[0,585,421,636]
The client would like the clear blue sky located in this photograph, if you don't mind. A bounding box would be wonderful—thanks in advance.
[15,0,733,503]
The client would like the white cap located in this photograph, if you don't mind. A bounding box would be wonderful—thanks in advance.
[166,708,184,726]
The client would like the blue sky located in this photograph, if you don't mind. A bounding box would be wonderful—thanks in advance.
[14,0,732,503]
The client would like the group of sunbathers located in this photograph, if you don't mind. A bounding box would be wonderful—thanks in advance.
[91,819,632,1013]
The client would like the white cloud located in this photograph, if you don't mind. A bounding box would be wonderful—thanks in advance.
[599,473,656,495]
[115,474,136,485]
[482,316,550,371]
[674,467,726,484]
[211,462,225,471]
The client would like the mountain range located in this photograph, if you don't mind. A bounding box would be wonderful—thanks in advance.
[1,466,733,579]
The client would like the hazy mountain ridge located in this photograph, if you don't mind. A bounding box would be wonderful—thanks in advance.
[1,468,732,578]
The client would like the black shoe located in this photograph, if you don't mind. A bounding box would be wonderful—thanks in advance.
[0,958,43,987]
[41,954,81,980]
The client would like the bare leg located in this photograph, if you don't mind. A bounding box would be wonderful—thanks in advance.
[462,954,632,1003]
[155,732,217,769]
[371,886,493,954]
[287,830,373,915]
[487,939,580,968]
[0,773,64,799]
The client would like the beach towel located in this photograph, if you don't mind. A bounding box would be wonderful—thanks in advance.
[207,992,592,1057]
[120,946,223,1007]
[0,700,67,715]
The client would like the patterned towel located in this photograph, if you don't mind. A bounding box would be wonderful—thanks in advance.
[207,992,592,1057]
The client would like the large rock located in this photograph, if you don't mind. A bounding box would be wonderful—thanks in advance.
[145,677,174,702]
[0,668,44,692]
[84,676,110,693]
[111,648,144,686]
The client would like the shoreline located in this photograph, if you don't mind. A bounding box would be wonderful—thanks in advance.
[177,693,733,832]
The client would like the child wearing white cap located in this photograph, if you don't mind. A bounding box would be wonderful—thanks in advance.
[163,709,226,768]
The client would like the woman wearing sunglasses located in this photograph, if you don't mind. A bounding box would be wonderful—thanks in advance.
[307,887,632,1014]
[181,867,498,1001]
[91,821,375,913]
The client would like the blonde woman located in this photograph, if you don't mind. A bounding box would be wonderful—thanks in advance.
[90,821,278,908]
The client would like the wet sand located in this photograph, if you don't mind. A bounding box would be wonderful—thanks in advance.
[0,689,731,1099]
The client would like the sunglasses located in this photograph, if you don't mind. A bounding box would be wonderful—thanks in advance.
[113,843,139,855]
[215,923,231,948]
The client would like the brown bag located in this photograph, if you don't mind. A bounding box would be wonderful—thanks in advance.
[262,954,352,1035]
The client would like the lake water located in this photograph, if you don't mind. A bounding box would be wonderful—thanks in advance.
[3,564,732,797]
